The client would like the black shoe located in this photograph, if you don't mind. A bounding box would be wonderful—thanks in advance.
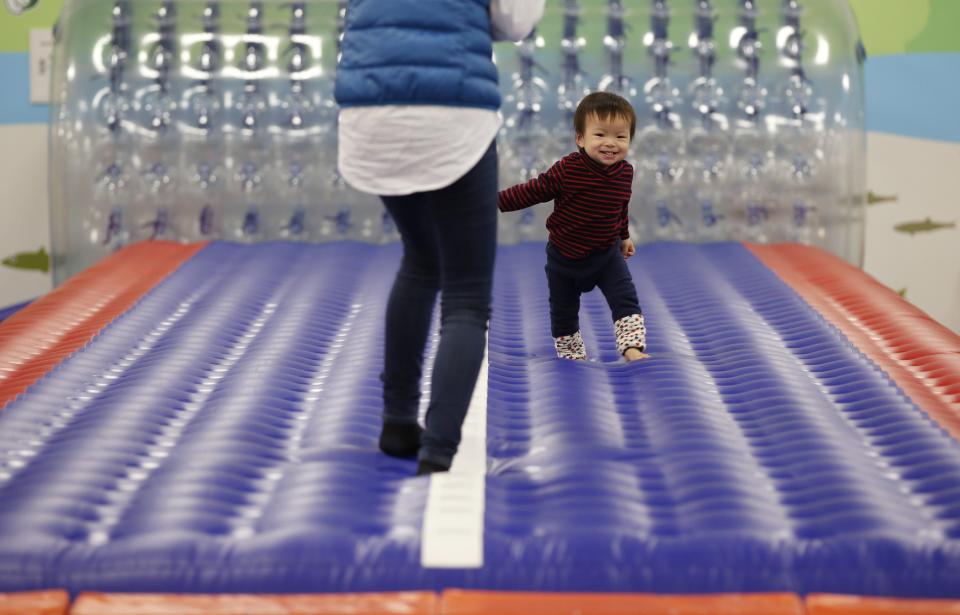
[379,422,422,458]
[416,460,449,476]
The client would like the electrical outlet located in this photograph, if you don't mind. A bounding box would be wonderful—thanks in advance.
[29,29,54,105]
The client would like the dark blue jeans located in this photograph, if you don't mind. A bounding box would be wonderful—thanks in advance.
[379,142,497,467]
[545,242,642,338]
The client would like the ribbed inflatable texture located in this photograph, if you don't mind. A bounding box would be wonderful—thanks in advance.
[749,244,960,441]
[0,241,958,597]
[0,300,32,325]
[0,241,205,409]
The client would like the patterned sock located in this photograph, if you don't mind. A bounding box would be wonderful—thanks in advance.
[615,313,646,355]
[554,330,587,360]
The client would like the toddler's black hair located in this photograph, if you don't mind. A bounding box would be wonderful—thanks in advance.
[573,91,637,139]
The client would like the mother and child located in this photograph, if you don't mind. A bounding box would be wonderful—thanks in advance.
[335,0,647,474]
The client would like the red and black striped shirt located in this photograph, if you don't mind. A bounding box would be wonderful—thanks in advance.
[498,150,633,260]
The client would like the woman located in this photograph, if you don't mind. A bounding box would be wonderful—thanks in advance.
[335,0,544,474]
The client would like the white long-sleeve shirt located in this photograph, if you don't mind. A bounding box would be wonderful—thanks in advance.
[337,0,545,196]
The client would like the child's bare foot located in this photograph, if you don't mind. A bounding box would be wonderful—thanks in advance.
[623,348,649,362]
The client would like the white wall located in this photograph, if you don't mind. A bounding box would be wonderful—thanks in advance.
[0,123,52,306]
[864,132,960,333]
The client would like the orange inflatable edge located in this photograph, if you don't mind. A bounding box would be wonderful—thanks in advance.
[69,591,439,614]
[3,590,960,614]
[440,590,804,614]
[0,589,70,615]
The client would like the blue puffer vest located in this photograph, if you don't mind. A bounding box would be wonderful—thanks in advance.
[334,0,501,111]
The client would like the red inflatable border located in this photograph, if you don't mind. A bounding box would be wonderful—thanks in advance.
[0,241,207,411]
[748,243,960,443]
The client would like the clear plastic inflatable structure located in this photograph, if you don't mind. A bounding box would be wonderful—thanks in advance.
[49,0,866,283]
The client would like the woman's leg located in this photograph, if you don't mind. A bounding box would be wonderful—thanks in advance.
[379,193,441,455]
[418,142,499,469]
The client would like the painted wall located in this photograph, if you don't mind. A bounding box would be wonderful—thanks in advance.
[1,0,958,332]
[0,1,59,307]
[850,0,960,333]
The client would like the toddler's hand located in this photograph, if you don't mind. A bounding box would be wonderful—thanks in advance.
[621,239,635,259]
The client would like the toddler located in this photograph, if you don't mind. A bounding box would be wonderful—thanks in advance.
[498,92,647,361]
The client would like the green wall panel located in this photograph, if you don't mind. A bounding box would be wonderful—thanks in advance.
[0,0,63,52]
[849,0,960,56]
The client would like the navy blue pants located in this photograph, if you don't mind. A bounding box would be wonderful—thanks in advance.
[379,142,497,468]
[545,242,642,338]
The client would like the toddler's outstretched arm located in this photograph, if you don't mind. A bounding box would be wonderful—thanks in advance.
[497,160,563,212]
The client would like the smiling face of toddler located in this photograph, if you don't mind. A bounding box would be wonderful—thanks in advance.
[576,113,631,167]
